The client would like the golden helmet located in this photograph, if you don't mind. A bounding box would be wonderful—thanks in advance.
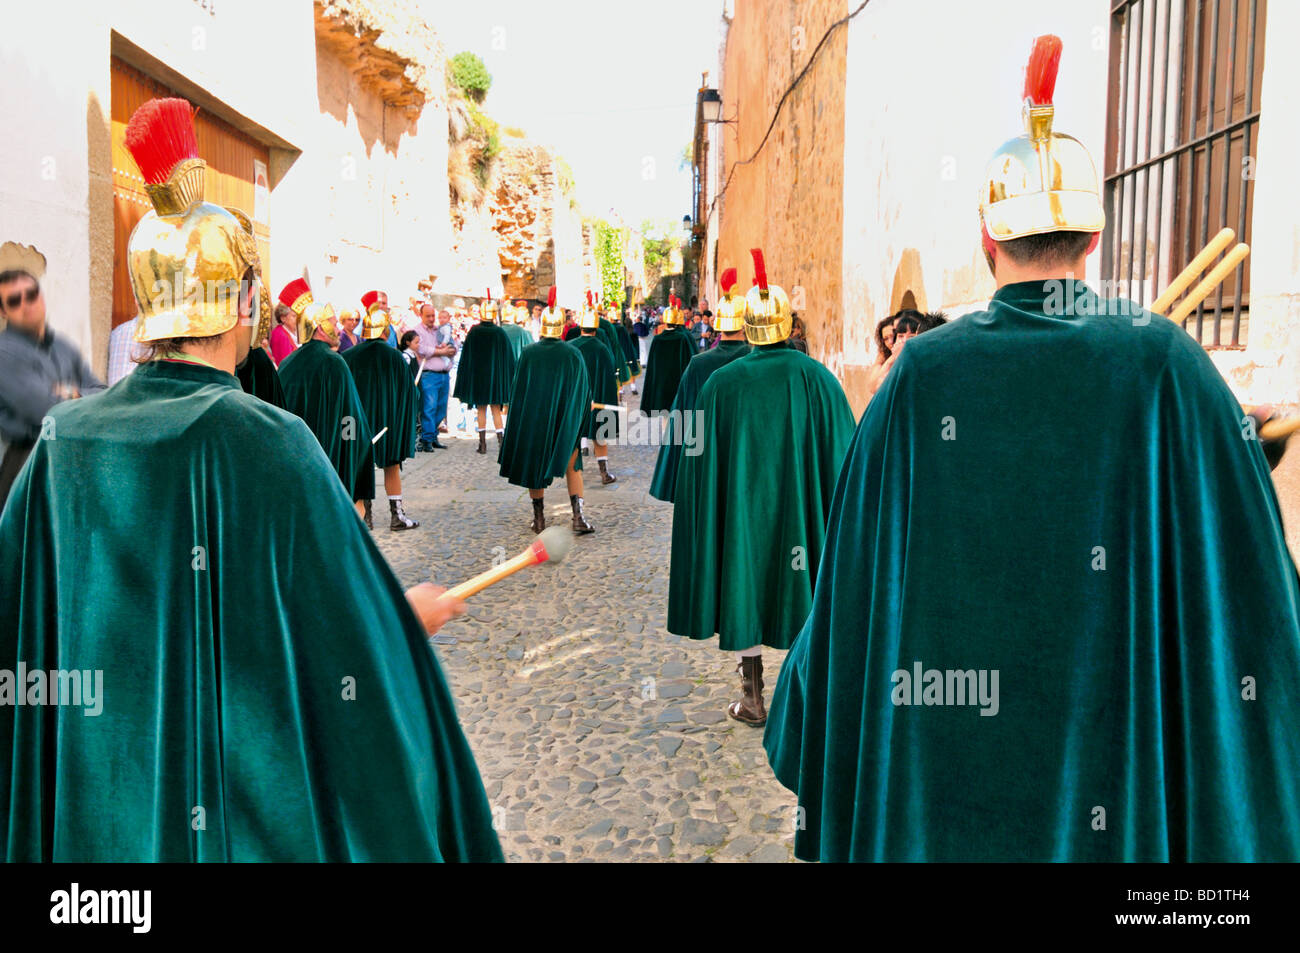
[482,289,500,324]
[223,205,270,349]
[579,290,600,330]
[714,267,747,333]
[514,301,531,325]
[540,286,565,339]
[743,248,792,345]
[661,294,685,326]
[359,290,390,339]
[279,278,338,345]
[123,98,260,344]
[979,36,1104,255]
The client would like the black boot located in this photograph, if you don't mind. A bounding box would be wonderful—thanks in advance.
[531,497,546,534]
[727,656,767,726]
[495,429,504,445]
[598,459,616,485]
[477,429,487,454]
[362,499,373,530]
[390,499,419,530]
[570,494,594,534]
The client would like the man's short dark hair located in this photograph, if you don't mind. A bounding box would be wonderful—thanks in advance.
[997,230,1094,269]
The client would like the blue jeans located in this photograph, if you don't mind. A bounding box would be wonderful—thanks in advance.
[420,371,449,438]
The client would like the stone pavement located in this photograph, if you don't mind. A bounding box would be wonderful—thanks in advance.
[369,391,800,863]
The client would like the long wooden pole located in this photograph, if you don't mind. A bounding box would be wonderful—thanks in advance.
[1166,244,1251,325]
[1151,227,1236,315]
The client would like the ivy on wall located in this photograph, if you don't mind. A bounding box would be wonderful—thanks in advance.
[595,221,626,310]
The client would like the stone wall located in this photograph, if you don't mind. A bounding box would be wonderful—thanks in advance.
[716,0,848,380]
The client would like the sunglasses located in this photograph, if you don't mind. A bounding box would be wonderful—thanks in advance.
[3,285,39,311]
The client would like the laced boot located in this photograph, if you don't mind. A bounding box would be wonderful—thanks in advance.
[531,497,546,534]
[570,494,594,534]
[476,429,487,454]
[597,458,616,485]
[390,499,419,530]
[727,656,767,727]
[363,499,373,530]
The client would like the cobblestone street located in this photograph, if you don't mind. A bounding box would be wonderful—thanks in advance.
[370,392,798,863]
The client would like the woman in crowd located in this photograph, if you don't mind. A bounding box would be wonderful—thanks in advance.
[269,303,298,367]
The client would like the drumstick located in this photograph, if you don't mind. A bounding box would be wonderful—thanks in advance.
[1151,227,1235,316]
[1166,244,1251,325]
[592,402,628,411]
[443,526,575,600]
[1258,417,1300,443]
[371,426,389,445]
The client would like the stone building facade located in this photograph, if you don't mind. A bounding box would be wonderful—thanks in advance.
[0,0,594,371]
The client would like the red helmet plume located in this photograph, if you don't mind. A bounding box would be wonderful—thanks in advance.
[1023,35,1063,107]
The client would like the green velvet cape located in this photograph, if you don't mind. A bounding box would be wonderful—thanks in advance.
[0,360,503,861]
[277,339,374,502]
[640,326,697,416]
[667,346,855,650]
[598,319,631,384]
[649,339,751,502]
[500,323,532,363]
[614,321,642,377]
[343,339,419,469]
[570,334,620,441]
[453,321,516,407]
[764,281,1300,862]
[235,346,285,409]
[497,338,588,489]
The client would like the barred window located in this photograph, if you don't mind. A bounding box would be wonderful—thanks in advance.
[1103,0,1266,347]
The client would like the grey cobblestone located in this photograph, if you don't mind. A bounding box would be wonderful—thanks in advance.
[367,395,798,863]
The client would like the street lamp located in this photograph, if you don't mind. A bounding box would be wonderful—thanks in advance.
[682,215,693,232]
[700,88,726,124]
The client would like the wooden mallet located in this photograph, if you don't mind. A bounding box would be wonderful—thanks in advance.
[443,526,575,600]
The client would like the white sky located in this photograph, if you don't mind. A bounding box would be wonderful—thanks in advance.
[419,0,725,231]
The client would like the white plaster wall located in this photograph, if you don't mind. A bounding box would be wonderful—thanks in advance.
[0,3,105,355]
[1212,0,1300,406]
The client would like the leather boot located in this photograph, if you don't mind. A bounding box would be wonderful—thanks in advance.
[476,430,487,454]
[570,494,594,534]
[531,497,546,534]
[598,459,616,485]
[390,499,419,530]
[728,656,767,727]
[363,499,373,530]
[495,429,504,445]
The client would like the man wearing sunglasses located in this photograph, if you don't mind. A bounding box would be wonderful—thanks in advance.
[0,242,104,509]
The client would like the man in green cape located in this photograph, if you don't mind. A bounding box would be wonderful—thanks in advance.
[498,287,595,535]
[0,96,501,862]
[571,293,619,486]
[500,300,533,362]
[344,290,421,531]
[235,343,285,408]
[764,36,1300,862]
[613,315,642,390]
[640,294,697,416]
[649,267,750,503]
[668,250,854,726]
[454,294,517,454]
[277,277,375,510]
[595,303,631,389]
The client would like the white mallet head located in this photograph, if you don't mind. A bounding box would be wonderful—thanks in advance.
[532,526,574,564]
